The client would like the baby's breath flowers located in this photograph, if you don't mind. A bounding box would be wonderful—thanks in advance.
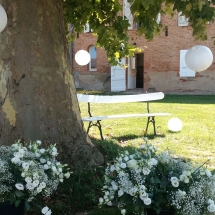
[0,140,72,214]
[99,138,215,215]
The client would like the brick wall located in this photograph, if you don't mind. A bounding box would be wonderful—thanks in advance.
[72,13,215,94]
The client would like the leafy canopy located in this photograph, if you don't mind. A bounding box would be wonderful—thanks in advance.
[64,0,215,65]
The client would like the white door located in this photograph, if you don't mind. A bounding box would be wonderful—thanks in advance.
[111,58,126,92]
[127,57,136,89]
[180,50,195,77]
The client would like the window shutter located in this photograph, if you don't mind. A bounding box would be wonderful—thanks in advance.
[130,57,136,69]
[123,0,133,30]
[156,13,161,24]
[178,12,189,26]
[84,23,90,33]
[180,50,195,77]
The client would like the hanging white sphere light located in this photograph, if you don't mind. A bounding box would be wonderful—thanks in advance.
[75,50,91,66]
[168,118,183,132]
[0,5,7,32]
[185,45,213,72]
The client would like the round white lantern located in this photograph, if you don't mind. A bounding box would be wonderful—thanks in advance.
[0,5,7,32]
[75,50,91,66]
[168,118,183,132]
[185,45,213,72]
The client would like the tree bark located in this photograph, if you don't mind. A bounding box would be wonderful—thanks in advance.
[0,0,104,168]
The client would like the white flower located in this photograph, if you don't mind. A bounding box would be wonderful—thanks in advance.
[139,190,147,197]
[22,162,30,170]
[170,177,178,182]
[120,163,126,169]
[206,169,212,177]
[124,156,129,161]
[33,180,40,187]
[148,158,158,166]
[40,182,46,188]
[52,166,57,172]
[44,164,49,170]
[64,172,70,178]
[208,204,215,212]
[40,148,45,154]
[47,161,51,165]
[129,187,138,196]
[36,140,42,145]
[171,180,179,187]
[121,209,126,215]
[140,144,146,149]
[58,167,63,173]
[11,157,20,164]
[139,185,146,191]
[142,167,150,175]
[15,183,24,190]
[52,151,58,156]
[52,147,57,152]
[111,181,118,190]
[26,183,35,190]
[35,152,41,157]
[143,198,152,205]
[208,199,215,205]
[40,158,46,163]
[25,177,32,183]
[118,189,124,197]
[37,186,42,193]
[184,178,189,183]
[127,159,138,169]
[46,210,52,215]
[107,201,112,206]
[99,197,104,203]
[41,206,52,215]
[21,172,25,177]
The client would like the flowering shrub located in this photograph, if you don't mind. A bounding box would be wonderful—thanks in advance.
[99,138,215,215]
[0,140,71,214]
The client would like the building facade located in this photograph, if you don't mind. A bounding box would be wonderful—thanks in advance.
[72,2,215,94]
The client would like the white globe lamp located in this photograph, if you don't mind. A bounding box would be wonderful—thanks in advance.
[0,5,7,32]
[75,50,91,66]
[168,118,183,132]
[185,45,213,72]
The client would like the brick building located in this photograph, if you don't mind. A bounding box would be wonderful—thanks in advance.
[71,3,215,94]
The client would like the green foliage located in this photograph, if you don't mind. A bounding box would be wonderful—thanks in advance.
[63,0,215,64]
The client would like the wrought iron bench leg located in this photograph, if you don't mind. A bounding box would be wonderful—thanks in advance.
[86,120,104,140]
[145,116,156,136]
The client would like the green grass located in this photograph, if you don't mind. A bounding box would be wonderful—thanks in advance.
[28,92,215,215]
[78,92,215,166]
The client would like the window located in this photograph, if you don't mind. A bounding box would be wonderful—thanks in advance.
[89,46,97,71]
[178,12,189,26]
[123,0,133,30]
[180,50,195,77]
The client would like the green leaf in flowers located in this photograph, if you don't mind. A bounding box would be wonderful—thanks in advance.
[14,200,21,207]
[9,195,16,204]
[15,190,24,197]
[25,201,31,211]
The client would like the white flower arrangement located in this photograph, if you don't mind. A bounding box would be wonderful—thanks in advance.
[0,140,71,214]
[99,138,215,215]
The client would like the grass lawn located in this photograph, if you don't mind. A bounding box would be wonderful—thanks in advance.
[78,91,215,167]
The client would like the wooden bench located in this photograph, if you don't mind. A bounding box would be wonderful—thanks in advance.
[77,92,171,140]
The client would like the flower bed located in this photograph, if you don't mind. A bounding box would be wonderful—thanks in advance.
[99,138,215,215]
[0,140,71,215]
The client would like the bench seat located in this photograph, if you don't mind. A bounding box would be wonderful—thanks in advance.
[82,113,171,121]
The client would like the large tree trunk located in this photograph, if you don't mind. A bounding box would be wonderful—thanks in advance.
[0,0,104,168]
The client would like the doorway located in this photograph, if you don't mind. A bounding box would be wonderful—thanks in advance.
[136,53,144,88]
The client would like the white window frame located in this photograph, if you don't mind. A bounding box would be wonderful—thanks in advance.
[89,46,97,71]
